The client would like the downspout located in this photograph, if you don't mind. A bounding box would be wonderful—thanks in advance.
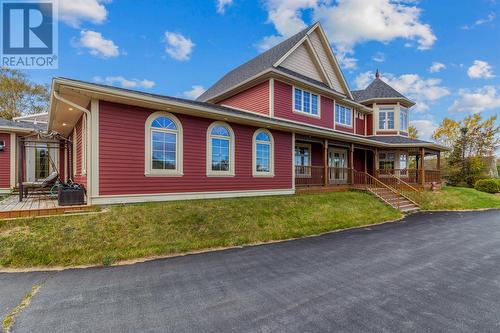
[53,91,92,205]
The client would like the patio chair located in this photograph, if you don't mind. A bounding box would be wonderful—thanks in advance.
[23,171,60,199]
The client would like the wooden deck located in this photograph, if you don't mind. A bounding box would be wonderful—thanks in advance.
[0,195,91,219]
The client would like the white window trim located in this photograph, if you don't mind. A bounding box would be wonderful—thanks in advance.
[144,111,183,177]
[206,121,235,177]
[400,108,408,132]
[378,108,395,130]
[292,86,321,118]
[252,129,274,177]
[295,142,312,177]
[335,103,353,128]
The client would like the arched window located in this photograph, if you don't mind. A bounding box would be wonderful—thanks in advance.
[253,129,274,177]
[207,122,235,176]
[144,112,183,176]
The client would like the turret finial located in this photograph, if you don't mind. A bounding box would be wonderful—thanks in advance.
[375,69,380,79]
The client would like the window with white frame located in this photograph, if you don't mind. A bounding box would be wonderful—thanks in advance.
[399,153,407,169]
[379,107,395,130]
[379,152,396,170]
[294,87,319,116]
[335,103,352,126]
[253,129,274,176]
[145,112,183,176]
[295,143,311,176]
[400,108,408,131]
[207,122,235,176]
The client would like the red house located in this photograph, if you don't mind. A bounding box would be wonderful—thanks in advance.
[0,23,445,211]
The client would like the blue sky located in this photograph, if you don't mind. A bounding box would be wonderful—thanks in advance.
[26,0,499,139]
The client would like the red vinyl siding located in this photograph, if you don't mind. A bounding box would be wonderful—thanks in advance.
[98,101,293,196]
[355,115,366,136]
[0,133,10,188]
[366,114,373,135]
[310,142,324,167]
[72,116,87,187]
[335,124,354,134]
[274,80,333,129]
[218,81,269,115]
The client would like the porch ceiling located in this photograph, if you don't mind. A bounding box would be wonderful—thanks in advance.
[50,86,91,136]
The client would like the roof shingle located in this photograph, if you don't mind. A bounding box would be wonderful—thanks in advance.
[197,24,314,102]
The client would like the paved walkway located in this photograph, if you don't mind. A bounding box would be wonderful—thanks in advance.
[1,210,500,332]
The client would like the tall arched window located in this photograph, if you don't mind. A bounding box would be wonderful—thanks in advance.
[145,112,183,176]
[207,122,235,176]
[253,129,274,177]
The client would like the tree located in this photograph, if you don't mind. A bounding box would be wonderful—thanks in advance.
[408,125,418,139]
[432,114,500,186]
[0,67,49,120]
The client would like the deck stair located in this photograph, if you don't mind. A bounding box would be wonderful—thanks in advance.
[353,170,421,213]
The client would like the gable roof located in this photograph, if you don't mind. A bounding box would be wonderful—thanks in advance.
[0,118,47,132]
[197,26,312,102]
[198,22,353,102]
[352,77,414,106]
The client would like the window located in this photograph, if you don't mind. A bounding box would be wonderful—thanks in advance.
[207,122,235,176]
[400,108,408,131]
[145,112,183,176]
[293,87,319,116]
[295,143,311,177]
[253,129,274,177]
[379,108,395,130]
[379,152,396,170]
[335,103,352,126]
[400,153,407,169]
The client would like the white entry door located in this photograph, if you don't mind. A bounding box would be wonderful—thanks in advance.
[328,148,348,184]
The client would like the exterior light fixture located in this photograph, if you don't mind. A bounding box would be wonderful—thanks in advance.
[0,140,4,151]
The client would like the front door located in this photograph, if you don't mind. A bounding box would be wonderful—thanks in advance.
[328,148,348,184]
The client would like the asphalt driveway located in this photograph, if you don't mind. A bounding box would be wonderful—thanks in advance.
[1,210,500,332]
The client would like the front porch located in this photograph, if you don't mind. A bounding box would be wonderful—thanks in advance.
[294,136,442,189]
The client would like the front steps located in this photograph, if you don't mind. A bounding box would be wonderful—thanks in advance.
[368,187,420,213]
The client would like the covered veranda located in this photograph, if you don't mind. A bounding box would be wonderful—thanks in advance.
[294,135,442,189]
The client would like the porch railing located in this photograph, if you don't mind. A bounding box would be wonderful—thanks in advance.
[375,169,441,184]
[295,166,352,187]
[295,166,324,187]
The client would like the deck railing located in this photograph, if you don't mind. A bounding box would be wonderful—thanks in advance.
[376,169,441,184]
[295,166,324,187]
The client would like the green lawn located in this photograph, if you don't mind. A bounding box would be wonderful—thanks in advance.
[420,186,500,210]
[0,191,401,268]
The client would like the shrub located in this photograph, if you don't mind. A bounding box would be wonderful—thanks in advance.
[474,179,500,194]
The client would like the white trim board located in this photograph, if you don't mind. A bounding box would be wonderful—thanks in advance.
[91,188,295,205]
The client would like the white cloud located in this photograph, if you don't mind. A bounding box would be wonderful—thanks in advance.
[314,0,436,52]
[77,30,119,58]
[93,76,155,89]
[257,0,436,69]
[428,62,446,73]
[467,60,495,79]
[372,52,385,63]
[58,0,110,27]
[462,12,496,30]
[449,86,500,113]
[354,71,374,90]
[182,85,206,99]
[257,0,318,52]
[410,119,438,140]
[354,71,450,112]
[216,0,233,14]
[163,32,195,61]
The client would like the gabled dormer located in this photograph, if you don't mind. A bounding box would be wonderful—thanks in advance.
[197,22,371,135]
[352,71,415,136]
